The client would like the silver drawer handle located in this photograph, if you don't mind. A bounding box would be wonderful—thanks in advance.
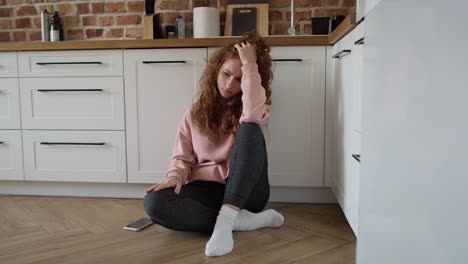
[37,89,104,92]
[354,37,365,45]
[332,49,351,59]
[352,154,361,163]
[40,142,106,146]
[142,61,186,64]
[36,62,103,65]
[0,141,3,144]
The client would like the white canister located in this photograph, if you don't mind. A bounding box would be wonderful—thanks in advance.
[193,7,220,38]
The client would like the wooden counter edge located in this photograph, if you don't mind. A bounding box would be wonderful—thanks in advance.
[328,14,357,45]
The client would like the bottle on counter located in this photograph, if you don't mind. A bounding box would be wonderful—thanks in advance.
[40,9,50,42]
[50,11,62,42]
[175,16,185,39]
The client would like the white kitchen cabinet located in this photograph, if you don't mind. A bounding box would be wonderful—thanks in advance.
[329,22,365,235]
[0,78,21,129]
[22,130,126,183]
[267,47,326,187]
[0,130,24,180]
[19,77,124,130]
[18,50,123,77]
[357,0,382,22]
[124,48,206,184]
[0,52,18,77]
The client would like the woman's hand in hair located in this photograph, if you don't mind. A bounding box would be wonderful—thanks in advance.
[234,42,257,65]
[144,176,183,195]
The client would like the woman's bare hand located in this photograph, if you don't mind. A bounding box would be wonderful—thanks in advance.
[234,42,257,65]
[144,176,183,195]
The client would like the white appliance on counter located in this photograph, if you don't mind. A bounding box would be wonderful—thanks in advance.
[357,0,468,263]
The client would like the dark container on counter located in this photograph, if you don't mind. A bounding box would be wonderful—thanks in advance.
[311,17,330,35]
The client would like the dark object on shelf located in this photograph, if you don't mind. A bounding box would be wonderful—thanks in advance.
[144,0,155,15]
[165,25,176,38]
[311,17,330,35]
[331,15,346,31]
[143,13,163,39]
[232,7,257,36]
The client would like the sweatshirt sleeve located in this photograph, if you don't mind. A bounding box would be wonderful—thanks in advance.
[239,63,272,126]
[165,108,196,183]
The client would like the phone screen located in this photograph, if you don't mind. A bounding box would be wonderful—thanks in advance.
[126,218,152,229]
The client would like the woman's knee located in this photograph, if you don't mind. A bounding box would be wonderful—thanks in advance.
[143,189,174,220]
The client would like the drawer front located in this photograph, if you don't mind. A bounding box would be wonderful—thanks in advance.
[20,77,124,130]
[0,52,18,77]
[18,50,123,77]
[23,130,126,183]
[0,78,21,129]
[0,130,24,181]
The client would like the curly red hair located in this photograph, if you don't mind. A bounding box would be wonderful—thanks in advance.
[192,33,272,141]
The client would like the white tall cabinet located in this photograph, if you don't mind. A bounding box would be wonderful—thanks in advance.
[124,49,206,184]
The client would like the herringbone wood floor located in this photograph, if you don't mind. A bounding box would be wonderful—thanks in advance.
[0,195,356,264]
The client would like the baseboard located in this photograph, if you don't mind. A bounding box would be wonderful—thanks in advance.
[0,181,337,203]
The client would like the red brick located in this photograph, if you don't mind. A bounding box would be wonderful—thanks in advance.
[67,29,83,40]
[126,27,143,38]
[270,0,289,8]
[313,8,349,17]
[0,32,10,42]
[0,8,12,17]
[158,0,189,10]
[16,6,38,16]
[98,16,114,26]
[116,15,141,25]
[269,10,283,22]
[5,0,21,4]
[272,22,300,35]
[105,28,124,38]
[29,30,41,41]
[91,3,105,14]
[286,11,311,21]
[0,19,13,30]
[184,12,192,23]
[163,12,182,24]
[296,0,322,8]
[15,18,31,29]
[86,28,103,38]
[128,1,144,12]
[107,2,126,13]
[82,16,97,26]
[33,17,41,28]
[55,4,72,15]
[12,31,26,41]
[38,5,53,13]
[64,15,79,27]
[219,0,228,7]
[342,0,356,7]
[76,3,90,15]
[325,0,340,6]
[304,23,312,34]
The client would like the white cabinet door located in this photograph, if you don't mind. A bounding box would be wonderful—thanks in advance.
[125,48,206,184]
[268,47,326,187]
[0,52,18,77]
[19,77,125,130]
[18,50,123,77]
[0,130,24,180]
[0,78,21,129]
[22,130,126,183]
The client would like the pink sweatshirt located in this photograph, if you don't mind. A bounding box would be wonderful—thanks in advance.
[166,63,271,184]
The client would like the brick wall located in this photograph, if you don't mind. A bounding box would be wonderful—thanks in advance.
[0,0,355,42]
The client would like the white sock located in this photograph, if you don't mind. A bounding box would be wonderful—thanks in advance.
[233,209,284,231]
[205,205,239,257]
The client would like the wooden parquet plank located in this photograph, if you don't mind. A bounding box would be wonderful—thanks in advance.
[293,242,356,264]
[0,196,42,232]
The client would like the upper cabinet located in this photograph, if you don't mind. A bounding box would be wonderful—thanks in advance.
[268,46,326,187]
[124,48,206,184]
[18,50,123,77]
[0,52,18,77]
[357,0,383,22]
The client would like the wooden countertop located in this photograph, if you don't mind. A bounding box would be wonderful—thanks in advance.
[0,15,355,51]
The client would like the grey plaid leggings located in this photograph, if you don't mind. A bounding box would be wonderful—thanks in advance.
[143,122,270,233]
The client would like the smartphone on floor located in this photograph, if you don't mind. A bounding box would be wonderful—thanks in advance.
[124,218,153,231]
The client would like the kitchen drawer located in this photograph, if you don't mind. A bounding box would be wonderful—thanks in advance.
[0,130,24,181]
[18,50,123,77]
[20,77,124,130]
[0,78,21,129]
[23,130,126,183]
[354,21,365,45]
[0,52,18,77]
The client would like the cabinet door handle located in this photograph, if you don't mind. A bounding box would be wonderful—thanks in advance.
[142,60,186,64]
[36,62,103,65]
[40,142,106,146]
[272,59,303,62]
[354,37,365,45]
[352,154,361,163]
[37,89,104,92]
[332,49,351,59]
[0,141,3,144]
